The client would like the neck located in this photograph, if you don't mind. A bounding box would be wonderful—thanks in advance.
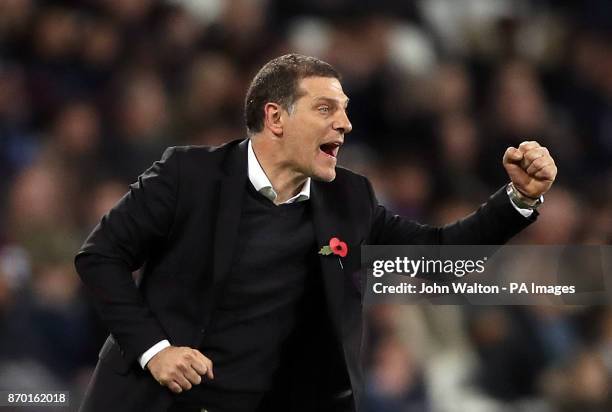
[251,134,307,204]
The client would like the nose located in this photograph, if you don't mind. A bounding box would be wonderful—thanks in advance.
[333,109,352,135]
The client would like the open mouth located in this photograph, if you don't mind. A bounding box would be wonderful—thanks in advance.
[320,142,341,158]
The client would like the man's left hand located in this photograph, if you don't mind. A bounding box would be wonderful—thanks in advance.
[503,140,557,198]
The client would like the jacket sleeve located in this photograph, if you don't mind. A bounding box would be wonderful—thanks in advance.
[365,178,537,245]
[74,147,180,368]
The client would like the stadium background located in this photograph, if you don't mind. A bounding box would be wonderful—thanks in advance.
[0,0,611,410]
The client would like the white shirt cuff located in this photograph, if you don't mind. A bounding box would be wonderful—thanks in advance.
[138,339,171,369]
[509,196,534,218]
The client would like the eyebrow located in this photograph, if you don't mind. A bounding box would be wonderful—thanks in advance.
[312,96,350,108]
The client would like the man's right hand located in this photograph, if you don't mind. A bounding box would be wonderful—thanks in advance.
[146,346,214,393]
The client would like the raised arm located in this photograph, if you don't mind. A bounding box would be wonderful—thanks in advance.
[367,140,557,245]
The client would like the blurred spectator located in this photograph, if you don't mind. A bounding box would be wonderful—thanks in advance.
[104,69,171,181]
[81,179,127,231]
[7,162,74,241]
[175,53,243,142]
[366,335,429,412]
[519,186,581,244]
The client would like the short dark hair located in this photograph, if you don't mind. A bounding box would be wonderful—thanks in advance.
[244,53,340,135]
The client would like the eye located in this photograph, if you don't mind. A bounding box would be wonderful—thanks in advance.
[318,105,330,114]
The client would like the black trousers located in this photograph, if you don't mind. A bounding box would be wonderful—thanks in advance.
[169,387,264,412]
[168,391,355,412]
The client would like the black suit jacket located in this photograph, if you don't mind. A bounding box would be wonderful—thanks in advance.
[75,139,535,412]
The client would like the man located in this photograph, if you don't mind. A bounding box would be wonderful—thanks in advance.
[75,54,557,412]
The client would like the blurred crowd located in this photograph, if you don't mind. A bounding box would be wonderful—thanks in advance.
[0,0,611,410]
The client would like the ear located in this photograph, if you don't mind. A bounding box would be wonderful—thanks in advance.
[263,102,284,136]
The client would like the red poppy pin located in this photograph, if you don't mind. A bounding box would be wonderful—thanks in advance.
[318,237,348,258]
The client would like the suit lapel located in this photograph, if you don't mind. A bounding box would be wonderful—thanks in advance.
[212,140,248,289]
[311,180,346,339]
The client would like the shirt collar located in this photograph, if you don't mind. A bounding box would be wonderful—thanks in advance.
[247,139,310,204]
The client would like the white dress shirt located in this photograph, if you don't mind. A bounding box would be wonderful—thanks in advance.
[247,139,311,204]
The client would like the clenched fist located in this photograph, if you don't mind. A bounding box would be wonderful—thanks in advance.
[503,141,557,198]
[146,346,214,393]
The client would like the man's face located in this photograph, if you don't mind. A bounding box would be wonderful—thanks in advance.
[281,76,352,182]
